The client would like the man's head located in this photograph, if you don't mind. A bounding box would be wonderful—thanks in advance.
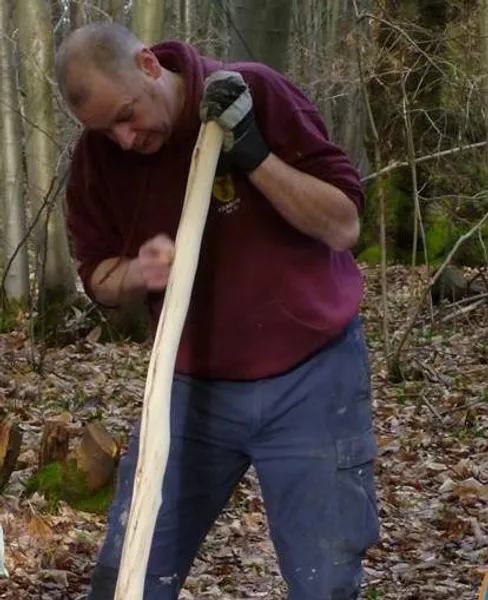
[56,22,184,153]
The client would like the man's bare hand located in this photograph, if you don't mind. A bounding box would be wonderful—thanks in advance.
[137,234,175,291]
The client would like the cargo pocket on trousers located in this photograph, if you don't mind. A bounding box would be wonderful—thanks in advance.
[332,428,380,565]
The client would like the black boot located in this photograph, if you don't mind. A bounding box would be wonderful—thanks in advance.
[87,565,119,600]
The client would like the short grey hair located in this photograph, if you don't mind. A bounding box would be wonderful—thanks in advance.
[55,21,144,107]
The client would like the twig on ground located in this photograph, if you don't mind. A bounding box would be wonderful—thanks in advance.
[440,299,486,323]
[417,393,445,424]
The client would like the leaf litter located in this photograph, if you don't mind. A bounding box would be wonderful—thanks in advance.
[0,265,486,599]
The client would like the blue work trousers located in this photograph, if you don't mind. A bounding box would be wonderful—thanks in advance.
[88,317,379,599]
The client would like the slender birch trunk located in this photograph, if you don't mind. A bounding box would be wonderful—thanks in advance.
[480,0,488,140]
[131,0,166,45]
[16,0,76,295]
[229,0,292,72]
[70,1,87,29]
[0,0,29,302]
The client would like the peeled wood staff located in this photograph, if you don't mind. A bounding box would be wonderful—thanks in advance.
[114,121,224,599]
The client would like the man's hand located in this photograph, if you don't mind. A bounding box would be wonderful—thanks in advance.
[200,70,270,173]
[137,234,175,291]
[90,235,175,307]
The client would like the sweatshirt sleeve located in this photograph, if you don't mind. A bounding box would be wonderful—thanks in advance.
[246,66,365,212]
[66,135,123,300]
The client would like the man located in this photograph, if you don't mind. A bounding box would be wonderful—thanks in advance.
[56,21,379,600]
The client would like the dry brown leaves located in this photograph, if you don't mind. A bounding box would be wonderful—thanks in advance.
[0,265,486,599]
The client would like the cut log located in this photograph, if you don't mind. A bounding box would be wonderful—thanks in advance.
[0,415,22,492]
[431,266,487,305]
[39,419,70,469]
[114,121,224,599]
[74,422,120,492]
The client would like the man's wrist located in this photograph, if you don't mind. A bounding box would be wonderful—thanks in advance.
[232,119,270,173]
[91,257,147,307]
[125,258,147,295]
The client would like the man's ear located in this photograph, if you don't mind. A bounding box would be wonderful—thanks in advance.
[135,48,161,79]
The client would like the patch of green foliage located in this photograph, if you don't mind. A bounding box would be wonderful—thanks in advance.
[425,209,488,267]
[425,214,452,265]
[25,460,114,515]
[358,160,488,267]
[0,297,28,334]
[358,171,414,264]
[357,245,383,265]
[364,589,385,600]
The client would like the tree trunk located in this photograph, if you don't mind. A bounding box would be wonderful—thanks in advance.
[70,0,87,28]
[201,0,229,58]
[98,0,126,23]
[179,0,191,40]
[109,0,126,24]
[194,0,212,48]
[39,420,70,469]
[16,0,76,295]
[481,0,488,138]
[290,0,371,173]
[327,0,371,174]
[229,0,292,72]
[131,0,166,45]
[74,422,119,492]
[0,0,29,302]
[0,415,22,492]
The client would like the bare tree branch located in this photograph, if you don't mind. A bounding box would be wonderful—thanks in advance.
[354,10,450,80]
[361,142,487,183]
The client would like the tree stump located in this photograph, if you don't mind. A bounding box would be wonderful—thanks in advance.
[431,266,487,304]
[0,415,22,492]
[74,422,120,492]
[39,418,71,469]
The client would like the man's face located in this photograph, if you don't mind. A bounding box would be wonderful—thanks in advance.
[72,51,182,154]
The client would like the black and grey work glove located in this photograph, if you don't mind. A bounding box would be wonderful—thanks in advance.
[200,70,270,173]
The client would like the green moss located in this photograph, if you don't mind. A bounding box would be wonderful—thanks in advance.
[424,209,488,267]
[396,390,408,406]
[357,245,383,265]
[359,171,414,262]
[425,215,451,261]
[25,460,115,514]
[364,589,385,600]
[25,462,65,512]
[70,484,115,514]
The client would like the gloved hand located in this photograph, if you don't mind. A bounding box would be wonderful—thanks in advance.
[200,70,270,173]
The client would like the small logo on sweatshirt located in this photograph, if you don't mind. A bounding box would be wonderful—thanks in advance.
[212,174,240,215]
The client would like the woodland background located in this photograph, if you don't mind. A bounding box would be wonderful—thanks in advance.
[0,1,487,599]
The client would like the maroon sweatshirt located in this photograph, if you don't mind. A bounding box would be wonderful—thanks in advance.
[66,41,365,380]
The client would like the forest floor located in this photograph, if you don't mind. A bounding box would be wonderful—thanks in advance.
[0,265,487,599]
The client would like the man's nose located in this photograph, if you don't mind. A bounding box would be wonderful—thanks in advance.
[112,123,137,150]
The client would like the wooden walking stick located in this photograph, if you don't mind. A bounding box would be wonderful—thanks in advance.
[114,121,224,599]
